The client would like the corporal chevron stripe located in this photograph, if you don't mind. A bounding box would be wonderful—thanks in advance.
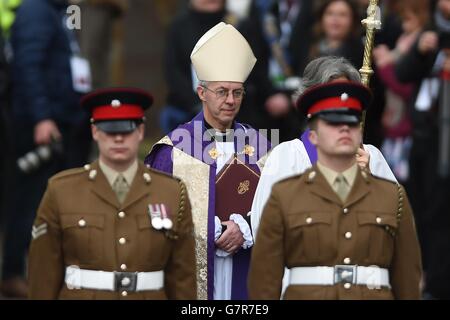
[32,223,48,240]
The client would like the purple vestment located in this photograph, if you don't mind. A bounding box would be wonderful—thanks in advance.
[145,112,271,299]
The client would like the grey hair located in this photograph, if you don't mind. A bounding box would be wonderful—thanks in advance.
[292,56,361,102]
[198,80,209,88]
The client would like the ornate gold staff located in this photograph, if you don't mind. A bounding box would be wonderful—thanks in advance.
[359,0,382,133]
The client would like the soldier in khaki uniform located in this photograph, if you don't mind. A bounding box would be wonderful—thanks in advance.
[248,81,423,300]
[28,88,197,299]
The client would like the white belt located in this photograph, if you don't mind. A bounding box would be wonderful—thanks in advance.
[289,265,390,288]
[65,266,164,292]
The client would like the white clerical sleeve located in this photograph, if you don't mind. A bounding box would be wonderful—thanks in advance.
[215,216,230,257]
[364,144,397,182]
[250,139,312,239]
[229,214,253,249]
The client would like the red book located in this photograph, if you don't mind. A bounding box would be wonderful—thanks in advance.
[215,156,260,221]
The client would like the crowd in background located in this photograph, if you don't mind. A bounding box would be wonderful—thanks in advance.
[0,0,450,300]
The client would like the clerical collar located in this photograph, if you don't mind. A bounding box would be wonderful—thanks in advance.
[204,119,235,143]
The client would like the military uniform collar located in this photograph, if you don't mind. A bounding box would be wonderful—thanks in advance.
[305,164,370,206]
[121,163,152,210]
[343,167,371,207]
[86,161,151,210]
[99,159,138,187]
[316,162,358,190]
[86,161,121,208]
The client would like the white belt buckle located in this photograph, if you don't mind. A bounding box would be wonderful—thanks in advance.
[114,271,138,292]
[334,265,357,285]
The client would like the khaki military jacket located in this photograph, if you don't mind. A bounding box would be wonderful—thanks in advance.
[28,161,197,300]
[248,165,422,300]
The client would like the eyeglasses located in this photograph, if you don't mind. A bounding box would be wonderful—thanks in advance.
[202,86,245,100]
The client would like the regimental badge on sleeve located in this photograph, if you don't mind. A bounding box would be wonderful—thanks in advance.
[148,204,173,230]
[31,223,48,240]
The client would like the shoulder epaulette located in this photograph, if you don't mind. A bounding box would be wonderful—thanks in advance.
[49,166,87,182]
[370,174,398,185]
[144,165,181,182]
[276,172,305,185]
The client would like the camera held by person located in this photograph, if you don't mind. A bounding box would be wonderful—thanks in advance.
[16,137,64,174]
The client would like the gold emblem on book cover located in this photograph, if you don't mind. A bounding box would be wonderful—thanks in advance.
[237,180,250,195]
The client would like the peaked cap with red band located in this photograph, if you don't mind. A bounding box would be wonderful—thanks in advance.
[81,87,153,133]
[296,81,372,124]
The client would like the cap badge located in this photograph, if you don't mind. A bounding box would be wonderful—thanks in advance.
[340,93,349,101]
[111,99,121,108]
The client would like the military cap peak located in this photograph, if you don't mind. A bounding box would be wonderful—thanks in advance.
[296,81,372,125]
[81,87,153,134]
